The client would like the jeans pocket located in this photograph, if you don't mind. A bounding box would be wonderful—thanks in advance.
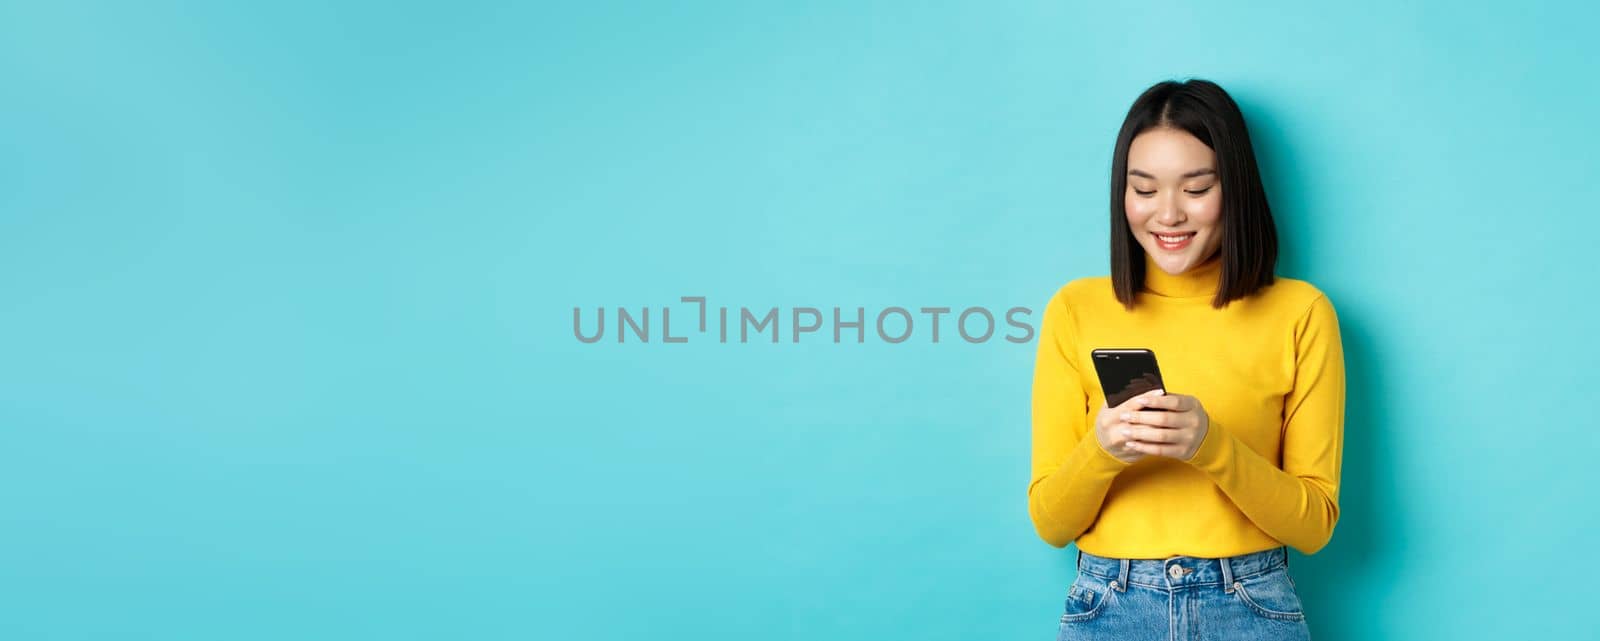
[1230,567,1305,621]
[1060,575,1115,624]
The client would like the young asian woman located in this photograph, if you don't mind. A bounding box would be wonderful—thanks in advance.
[1028,79,1344,641]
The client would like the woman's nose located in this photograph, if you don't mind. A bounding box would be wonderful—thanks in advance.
[1156,199,1185,225]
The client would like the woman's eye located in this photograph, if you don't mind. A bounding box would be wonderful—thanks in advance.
[1133,188,1155,196]
[1184,187,1214,195]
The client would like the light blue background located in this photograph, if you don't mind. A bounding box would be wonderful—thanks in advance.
[2,2,1595,639]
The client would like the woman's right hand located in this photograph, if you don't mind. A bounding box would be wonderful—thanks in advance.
[1095,389,1167,464]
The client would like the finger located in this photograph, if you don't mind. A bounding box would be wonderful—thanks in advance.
[1112,422,1146,447]
[1110,428,1141,451]
[1116,389,1166,412]
[1131,393,1169,410]
[1137,392,1190,412]
[1122,425,1180,444]
[1121,409,1178,427]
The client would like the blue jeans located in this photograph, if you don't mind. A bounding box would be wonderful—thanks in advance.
[1058,546,1311,641]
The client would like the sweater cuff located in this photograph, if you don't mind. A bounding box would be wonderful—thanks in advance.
[1082,427,1133,474]
[1183,417,1234,475]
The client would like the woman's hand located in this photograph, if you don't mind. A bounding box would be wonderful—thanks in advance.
[1094,389,1168,464]
[1119,392,1211,461]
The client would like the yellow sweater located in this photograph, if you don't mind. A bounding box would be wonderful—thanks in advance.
[1028,252,1345,557]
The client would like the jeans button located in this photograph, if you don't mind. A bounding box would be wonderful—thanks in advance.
[1168,564,1184,579]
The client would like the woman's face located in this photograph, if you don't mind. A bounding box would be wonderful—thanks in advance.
[1124,127,1224,275]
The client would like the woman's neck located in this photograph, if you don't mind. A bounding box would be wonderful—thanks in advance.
[1142,251,1223,298]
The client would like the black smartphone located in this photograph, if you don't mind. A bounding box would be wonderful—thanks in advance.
[1090,348,1167,409]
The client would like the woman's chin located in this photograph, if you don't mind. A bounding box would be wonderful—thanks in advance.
[1145,251,1194,275]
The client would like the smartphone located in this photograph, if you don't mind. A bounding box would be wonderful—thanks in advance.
[1090,348,1167,409]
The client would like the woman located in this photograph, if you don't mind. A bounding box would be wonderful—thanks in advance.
[1028,79,1345,641]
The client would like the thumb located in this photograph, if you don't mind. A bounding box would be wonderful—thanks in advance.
[1115,388,1166,411]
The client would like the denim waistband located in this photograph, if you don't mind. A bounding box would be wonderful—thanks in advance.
[1076,546,1288,589]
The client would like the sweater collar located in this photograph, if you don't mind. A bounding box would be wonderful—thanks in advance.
[1142,251,1223,298]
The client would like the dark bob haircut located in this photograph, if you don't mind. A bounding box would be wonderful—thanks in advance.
[1109,79,1278,309]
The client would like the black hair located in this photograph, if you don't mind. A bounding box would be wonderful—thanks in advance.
[1109,79,1278,309]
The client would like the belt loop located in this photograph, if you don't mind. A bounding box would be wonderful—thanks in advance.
[1117,559,1130,592]
[1221,554,1235,593]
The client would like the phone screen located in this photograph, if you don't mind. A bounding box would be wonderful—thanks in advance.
[1090,349,1167,408]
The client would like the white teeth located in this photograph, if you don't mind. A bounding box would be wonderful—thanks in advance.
[1157,234,1193,243]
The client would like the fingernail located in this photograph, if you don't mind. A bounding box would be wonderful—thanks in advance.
[1120,412,1132,420]
[1137,398,1148,406]
[1120,428,1130,437]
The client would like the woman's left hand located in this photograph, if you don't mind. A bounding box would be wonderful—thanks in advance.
[1117,392,1211,461]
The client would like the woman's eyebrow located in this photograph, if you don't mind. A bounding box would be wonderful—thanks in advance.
[1128,168,1217,179]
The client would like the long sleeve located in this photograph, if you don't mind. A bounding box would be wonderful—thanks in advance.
[1182,294,1346,554]
[1027,289,1132,548]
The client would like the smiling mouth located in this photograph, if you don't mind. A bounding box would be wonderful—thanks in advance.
[1151,232,1196,250]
